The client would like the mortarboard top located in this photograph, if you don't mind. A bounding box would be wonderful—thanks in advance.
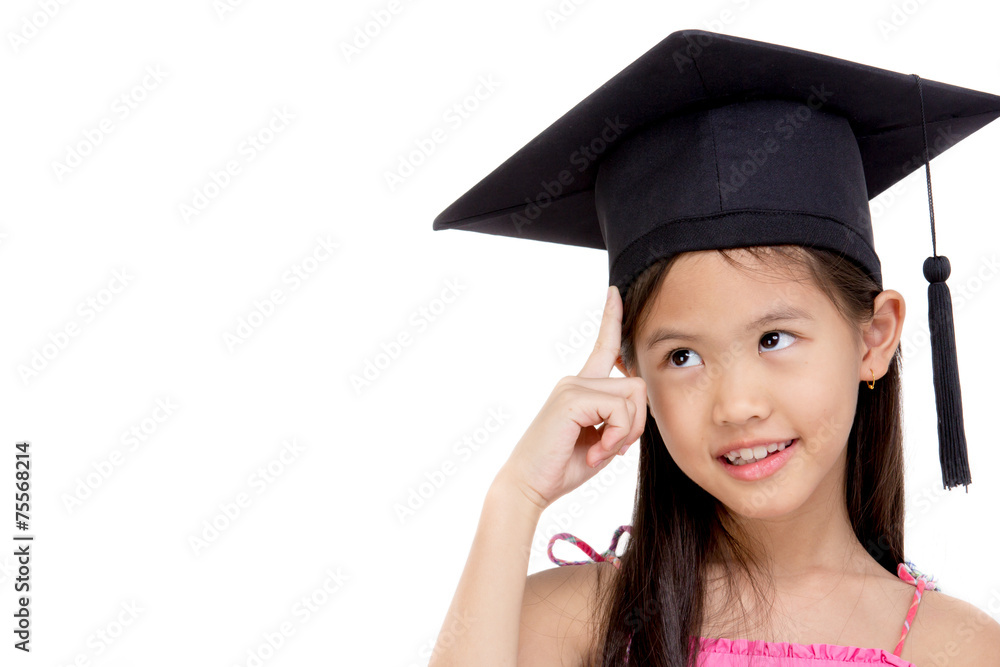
[433,29,1000,490]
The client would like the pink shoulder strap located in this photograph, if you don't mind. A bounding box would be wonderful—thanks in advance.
[547,525,633,663]
[547,524,631,569]
[892,561,940,657]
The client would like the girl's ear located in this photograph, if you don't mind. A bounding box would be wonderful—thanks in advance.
[860,289,906,381]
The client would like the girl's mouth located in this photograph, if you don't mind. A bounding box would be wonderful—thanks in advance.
[721,438,795,466]
[718,438,799,481]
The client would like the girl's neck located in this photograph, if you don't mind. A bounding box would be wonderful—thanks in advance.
[700,452,898,644]
[726,453,876,587]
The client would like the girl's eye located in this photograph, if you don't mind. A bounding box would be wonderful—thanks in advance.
[664,331,796,368]
[665,348,702,369]
[759,330,796,352]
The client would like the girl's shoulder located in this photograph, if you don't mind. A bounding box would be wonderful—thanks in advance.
[520,561,617,665]
[901,584,1000,666]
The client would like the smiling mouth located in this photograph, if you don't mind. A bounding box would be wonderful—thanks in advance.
[721,439,796,465]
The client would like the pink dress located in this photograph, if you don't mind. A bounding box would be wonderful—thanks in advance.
[548,525,939,666]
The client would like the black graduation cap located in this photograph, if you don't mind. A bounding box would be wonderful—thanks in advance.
[433,29,1000,491]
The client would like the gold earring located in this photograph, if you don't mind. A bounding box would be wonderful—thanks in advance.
[867,368,875,390]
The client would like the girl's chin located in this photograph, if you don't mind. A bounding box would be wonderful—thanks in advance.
[716,490,808,521]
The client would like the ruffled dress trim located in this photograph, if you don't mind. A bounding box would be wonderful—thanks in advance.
[695,636,916,665]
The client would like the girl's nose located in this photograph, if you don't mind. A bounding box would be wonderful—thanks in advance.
[709,360,773,427]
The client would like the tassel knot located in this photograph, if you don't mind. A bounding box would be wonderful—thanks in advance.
[922,255,950,283]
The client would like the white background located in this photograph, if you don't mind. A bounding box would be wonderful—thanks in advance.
[3,0,999,665]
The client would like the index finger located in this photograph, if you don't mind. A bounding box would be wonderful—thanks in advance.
[578,285,623,379]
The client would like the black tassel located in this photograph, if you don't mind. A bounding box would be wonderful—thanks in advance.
[923,256,971,491]
[912,74,971,492]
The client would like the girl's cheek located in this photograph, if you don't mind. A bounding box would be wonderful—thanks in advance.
[648,368,708,404]
[660,378,704,409]
[651,388,699,431]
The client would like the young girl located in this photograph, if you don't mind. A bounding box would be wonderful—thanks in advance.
[428,29,1000,666]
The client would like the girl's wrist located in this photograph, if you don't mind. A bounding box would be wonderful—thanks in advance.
[489,466,548,521]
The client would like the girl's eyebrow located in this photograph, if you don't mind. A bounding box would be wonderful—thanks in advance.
[643,305,815,351]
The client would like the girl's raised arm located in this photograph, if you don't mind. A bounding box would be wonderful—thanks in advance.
[428,285,647,666]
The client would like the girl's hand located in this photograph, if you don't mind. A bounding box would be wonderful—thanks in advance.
[496,285,647,513]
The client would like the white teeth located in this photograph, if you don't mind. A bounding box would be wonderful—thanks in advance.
[724,439,793,464]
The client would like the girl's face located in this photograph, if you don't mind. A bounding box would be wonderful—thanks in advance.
[619,250,882,520]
